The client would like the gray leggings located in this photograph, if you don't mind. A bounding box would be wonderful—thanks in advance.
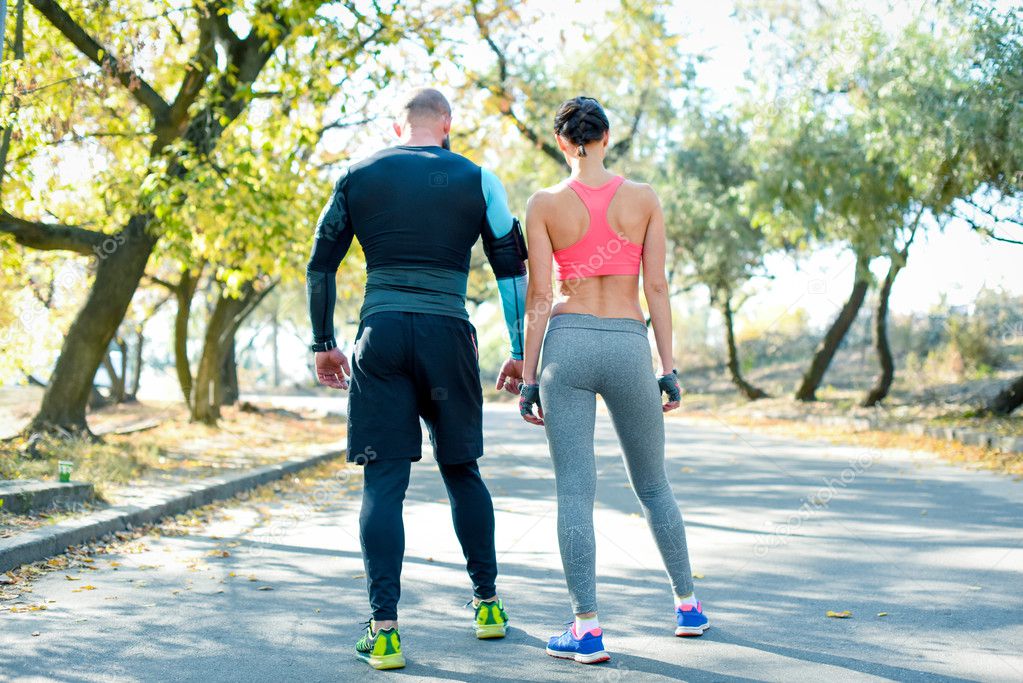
[539,313,695,615]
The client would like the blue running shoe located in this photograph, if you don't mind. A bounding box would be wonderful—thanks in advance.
[546,625,611,664]
[675,600,710,636]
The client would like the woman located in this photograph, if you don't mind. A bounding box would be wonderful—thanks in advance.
[518,96,708,664]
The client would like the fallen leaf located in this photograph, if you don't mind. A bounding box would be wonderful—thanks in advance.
[257,586,273,591]
[877,612,888,617]
[352,573,366,580]
[31,631,40,637]
[247,576,258,582]
[693,573,705,580]
[64,575,79,581]
[826,610,852,618]
[207,549,231,558]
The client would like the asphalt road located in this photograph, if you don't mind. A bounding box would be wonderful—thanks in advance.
[3,403,1022,682]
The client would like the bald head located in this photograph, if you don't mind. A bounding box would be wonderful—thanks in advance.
[399,88,451,124]
[393,87,452,147]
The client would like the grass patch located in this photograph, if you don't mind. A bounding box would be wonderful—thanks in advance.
[0,436,157,500]
[0,401,346,499]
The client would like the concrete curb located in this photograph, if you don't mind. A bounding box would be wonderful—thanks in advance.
[746,411,1023,454]
[0,480,94,514]
[0,446,345,574]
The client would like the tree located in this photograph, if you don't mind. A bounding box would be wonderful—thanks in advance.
[465,0,686,171]
[0,1,404,435]
[661,109,770,399]
[746,101,912,401]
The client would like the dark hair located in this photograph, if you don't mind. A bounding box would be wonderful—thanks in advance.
[553,96,609,157]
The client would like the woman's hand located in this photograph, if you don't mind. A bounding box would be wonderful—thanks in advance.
[658,369,682,412]
[519,383,544,426]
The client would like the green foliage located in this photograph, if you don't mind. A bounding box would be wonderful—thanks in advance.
[659,108,766,303]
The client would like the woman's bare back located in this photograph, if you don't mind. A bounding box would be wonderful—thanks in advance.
[537,176,656,320]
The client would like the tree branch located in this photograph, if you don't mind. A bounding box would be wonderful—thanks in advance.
[0,210,105,254]
[29,0,171,120]
[470,1,562,164]
[0,0,27,192]
[607,88,649,162]
[165,1,222,129]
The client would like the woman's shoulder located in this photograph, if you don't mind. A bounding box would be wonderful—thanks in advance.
[526,181,573,211]
[618,176,657,198]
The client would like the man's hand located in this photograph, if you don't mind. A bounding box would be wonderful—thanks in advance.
[495,357,523,395]
[315,348,351,390]
[658,369,682,412]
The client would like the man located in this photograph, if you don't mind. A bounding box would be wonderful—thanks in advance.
[305,88,527,670]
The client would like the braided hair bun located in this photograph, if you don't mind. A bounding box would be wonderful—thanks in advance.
[553,96,610,157]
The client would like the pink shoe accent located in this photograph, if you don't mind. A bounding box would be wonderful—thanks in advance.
[571,625,603,638]
[676,600,702,612]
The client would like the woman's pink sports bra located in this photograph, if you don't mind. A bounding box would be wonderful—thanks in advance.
[552,175,643,281]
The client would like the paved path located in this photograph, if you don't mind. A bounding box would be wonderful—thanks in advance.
[3,403,1022,682]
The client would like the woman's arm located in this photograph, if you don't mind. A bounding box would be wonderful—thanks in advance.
[522,192,554,385]
[641,186,675,377]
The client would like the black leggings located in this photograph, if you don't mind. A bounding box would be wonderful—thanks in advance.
[359,458,497,621]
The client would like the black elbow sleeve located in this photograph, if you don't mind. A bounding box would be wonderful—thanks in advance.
[483,217,528,278]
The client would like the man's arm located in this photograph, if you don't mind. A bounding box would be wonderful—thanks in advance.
[306,170,355,352]
[480,167,527,362]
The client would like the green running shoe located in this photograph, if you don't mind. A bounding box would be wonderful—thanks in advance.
[472,598,509,639]
[355,621,405,670]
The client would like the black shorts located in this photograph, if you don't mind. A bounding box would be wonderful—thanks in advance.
[347,311,483,466]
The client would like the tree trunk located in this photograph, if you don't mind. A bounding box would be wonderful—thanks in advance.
[191,279,273,424]
[795,251,872,402]
[861,257,903,407]
[271,302,280,388]
[720,297,769,400]
[29,216,158,434]
[220,333,239,406]
[172,269,200,407]
[127,325,144,400]
[191,289,245,425]
[101,350,125,404]
[985,374,1023,416]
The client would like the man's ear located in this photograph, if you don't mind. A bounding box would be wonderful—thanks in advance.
[442,115,452,135]
[392,121,402,138]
